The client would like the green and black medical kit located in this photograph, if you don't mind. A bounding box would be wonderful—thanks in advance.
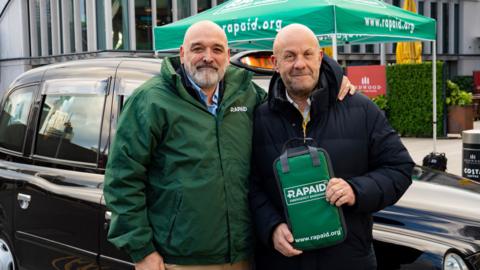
[273,138,347,250]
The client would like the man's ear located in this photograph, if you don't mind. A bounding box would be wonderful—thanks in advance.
[271,54,279,73]
[180,45,185,63]
[318,49,324,61]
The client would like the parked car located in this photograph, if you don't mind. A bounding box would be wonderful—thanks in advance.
[0,57,479,270]
[374,167,480,270]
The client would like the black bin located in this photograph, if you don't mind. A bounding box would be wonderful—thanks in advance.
[462,130,480,181]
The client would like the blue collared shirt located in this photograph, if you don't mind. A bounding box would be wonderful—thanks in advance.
[186,74,219,116]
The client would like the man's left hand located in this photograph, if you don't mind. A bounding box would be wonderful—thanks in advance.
[337,76,356,100]
[325,178,356,206]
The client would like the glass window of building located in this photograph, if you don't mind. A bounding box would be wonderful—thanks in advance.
[418,1,424,15]
[67,0,75,52]
[198,0,211,13]
[443,3,449,54]
[80,0,87,51]
[136,0,153,50]
[178,0,191,20]
[46,0,52,54]
[393,0,400,7]
[352,45,360,53]
[112,0,129,50]
[431,3,437,19]
[96,0,106,50]
[57,1,63,52]
[0,86,35,152]
[454,3,459,53]
[56,1,75,53]
[32,0,42,55]
[157,0,173,26]
[418,1,424,53]
[366,44,374,53]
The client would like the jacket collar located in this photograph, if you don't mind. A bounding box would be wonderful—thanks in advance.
[161,56,253,106]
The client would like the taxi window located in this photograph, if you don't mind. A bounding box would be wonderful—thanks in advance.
[117,78,146,107]
[34,79,108,164]
[0,86,35,152]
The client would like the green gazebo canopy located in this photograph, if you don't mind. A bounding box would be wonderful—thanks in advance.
[154,0,436,51]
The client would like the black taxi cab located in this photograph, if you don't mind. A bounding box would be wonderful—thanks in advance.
[0,58,159,269]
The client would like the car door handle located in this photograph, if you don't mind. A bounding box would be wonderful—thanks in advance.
[105,211,112,221]
[104,211,112,230]
[17,193,31,210]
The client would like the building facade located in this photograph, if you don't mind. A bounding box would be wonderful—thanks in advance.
[0,0,479,94]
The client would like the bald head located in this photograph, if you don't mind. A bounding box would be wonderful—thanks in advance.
[273,24,320,55]
[183,20,228,47]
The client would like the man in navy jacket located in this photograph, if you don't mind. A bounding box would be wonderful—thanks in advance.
[249,24,414,270]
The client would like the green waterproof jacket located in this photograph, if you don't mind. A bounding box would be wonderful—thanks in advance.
[104,56,266,264]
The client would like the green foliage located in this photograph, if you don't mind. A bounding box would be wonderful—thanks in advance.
[386,62,444,137]
[446,80,472,106]
[451,76,473,93]
[372,95,388,111]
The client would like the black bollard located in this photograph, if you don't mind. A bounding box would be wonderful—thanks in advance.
[462,130,480,181]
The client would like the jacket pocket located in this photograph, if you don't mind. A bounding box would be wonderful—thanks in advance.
[150,189,183,244]
[166,191,183,245]
[164,180,227,256]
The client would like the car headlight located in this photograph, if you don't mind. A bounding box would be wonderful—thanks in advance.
[444,253,469,270]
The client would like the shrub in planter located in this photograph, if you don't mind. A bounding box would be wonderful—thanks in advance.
[446,80,474,134]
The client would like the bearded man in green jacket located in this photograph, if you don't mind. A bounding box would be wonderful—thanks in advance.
[104,20,354,270]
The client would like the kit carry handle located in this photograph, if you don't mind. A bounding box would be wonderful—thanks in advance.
[280,138,320,173]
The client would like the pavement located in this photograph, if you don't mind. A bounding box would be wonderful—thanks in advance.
[400,121,480,177]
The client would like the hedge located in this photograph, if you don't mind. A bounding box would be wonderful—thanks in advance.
[386,62,444,137]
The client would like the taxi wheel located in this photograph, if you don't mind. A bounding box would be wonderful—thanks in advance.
[0,237,15,270]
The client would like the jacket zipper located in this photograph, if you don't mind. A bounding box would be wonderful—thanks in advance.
[215,112,224,175]
[216,106,232,262]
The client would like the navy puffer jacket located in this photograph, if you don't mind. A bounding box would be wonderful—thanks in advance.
[249,57,414,270]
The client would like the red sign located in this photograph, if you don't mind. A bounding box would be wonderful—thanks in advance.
[346,65,386,98]
[474,70,480,93]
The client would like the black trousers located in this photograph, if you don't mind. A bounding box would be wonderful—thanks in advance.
[253,245,377,270]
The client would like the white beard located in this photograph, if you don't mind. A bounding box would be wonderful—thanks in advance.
[185,63,227,89]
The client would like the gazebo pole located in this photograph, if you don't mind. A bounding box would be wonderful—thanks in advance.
[433,40,437,153]
[332,34,338,60]
[380,43,386,65]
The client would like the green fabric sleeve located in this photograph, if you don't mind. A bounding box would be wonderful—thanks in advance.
[103,89,162,261]
[129,242,157,263]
